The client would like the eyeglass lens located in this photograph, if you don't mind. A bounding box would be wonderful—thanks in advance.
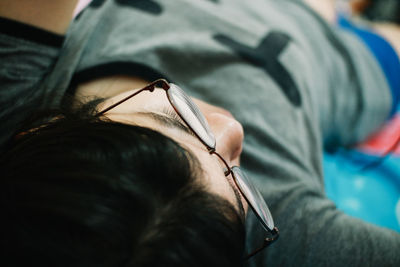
[167,84,216,148]
[231,167,275,230]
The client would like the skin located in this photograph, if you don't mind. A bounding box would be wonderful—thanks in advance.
[85,78,249,216]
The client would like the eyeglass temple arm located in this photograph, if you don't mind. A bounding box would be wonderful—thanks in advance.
[244,227,279,260]
[96,79,170,116]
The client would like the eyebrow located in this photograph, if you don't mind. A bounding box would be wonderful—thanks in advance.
[137,111,193,136]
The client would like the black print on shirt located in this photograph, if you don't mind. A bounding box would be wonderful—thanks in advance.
[214,31,302,107]
[89,0,106,8]
[115,0,163,15]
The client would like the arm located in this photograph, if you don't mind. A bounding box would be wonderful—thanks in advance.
[0,0,78,34]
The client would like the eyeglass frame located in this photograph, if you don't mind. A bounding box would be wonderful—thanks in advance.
[96,78,279,260]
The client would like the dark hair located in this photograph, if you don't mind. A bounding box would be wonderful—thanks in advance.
[0,103,245,267]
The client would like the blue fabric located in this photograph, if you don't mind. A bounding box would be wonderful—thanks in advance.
[324,149,400,232]
[338,15,400,117]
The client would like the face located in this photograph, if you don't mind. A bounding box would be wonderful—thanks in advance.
[98,86,248,217]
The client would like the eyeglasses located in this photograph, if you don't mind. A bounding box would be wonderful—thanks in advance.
[97,79,279,259]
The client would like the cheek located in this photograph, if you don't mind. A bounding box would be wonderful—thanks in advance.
[195,150,226,187]
[194,148,238,205]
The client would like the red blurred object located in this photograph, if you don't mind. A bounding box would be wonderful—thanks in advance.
[358,113,400,155]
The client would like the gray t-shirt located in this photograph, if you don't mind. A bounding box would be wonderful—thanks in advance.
[1,0,399,266]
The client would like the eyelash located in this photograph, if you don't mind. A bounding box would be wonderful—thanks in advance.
[162,107,197,137]
[162,106,181,121]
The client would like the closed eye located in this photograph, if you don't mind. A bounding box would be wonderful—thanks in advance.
[160,106,197,138]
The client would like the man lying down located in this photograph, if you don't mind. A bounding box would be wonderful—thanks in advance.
[0,0,399,266]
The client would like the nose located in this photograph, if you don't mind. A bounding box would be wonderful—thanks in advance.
[193,99,244,163]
